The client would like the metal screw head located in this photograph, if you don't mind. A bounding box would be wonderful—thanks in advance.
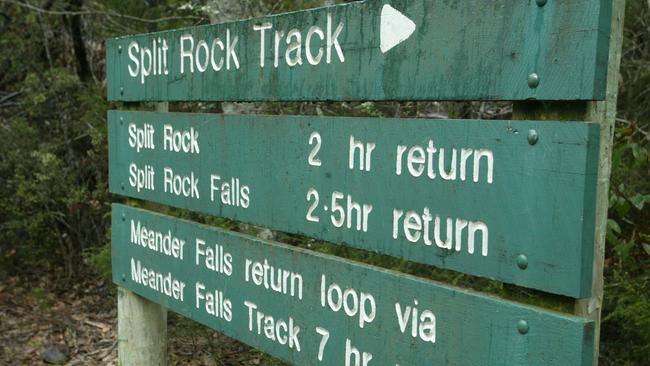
[536,0,547,7]
[119,117,124,125]
[517,320,530,334]
[517,254,529,270]
[121,274,126,282]
[118,45,123,53]
[527,129,539,145]
[121,182,125,190]
[121,213,126,222]
[528,73,540,88]
[120,87,124,95]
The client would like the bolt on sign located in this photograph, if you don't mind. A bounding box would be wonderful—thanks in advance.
[108,111,600,298]
[106,0,620,365]
[113,204,595,366]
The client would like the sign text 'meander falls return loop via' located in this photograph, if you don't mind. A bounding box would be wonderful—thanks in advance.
[106,1,621,365]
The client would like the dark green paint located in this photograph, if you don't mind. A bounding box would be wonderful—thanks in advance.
[108,111,600,298]
[106,0,611,102]
[112,204,595,366]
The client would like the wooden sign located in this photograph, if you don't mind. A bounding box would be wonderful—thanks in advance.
[112,204,595,366]
[106,0,611,102]
[108,110,600,298]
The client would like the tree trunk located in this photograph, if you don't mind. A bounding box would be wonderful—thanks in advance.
[67,0,91,82]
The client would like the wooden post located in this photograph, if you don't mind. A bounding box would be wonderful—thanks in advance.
[576,1,626,365]
[117,288,168,365]
[513,1,626,364]
[117,103,170,365]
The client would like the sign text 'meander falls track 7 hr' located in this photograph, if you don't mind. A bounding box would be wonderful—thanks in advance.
[113,204,595,366]
[106,0,619,364]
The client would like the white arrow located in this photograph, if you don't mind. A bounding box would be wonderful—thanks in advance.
[380,4,416,54]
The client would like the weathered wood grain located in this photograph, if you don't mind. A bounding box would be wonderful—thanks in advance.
[117,287,168,365]
[514,0,627,364]
[108,111,600,298]
[112,204,595,366]
[106,0,612,102]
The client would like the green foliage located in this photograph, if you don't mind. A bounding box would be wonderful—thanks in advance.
[601,121,650,364]
[85,244,113,280]
[0,69,109,277]
[31,287,54,311]
[619,1,650,132]
[0,0,648,364]
[602,269,650,363]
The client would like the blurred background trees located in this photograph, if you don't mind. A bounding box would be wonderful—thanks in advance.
[0,0,647,364]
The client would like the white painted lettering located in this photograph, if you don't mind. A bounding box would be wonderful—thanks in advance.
[254,22,273,67]
[326,13,345,63]
[306,26,324,65]
[180,34,194,74]
[285,29,303,67]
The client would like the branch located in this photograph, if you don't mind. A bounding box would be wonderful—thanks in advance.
[1,0,205,24]
[0,91,20,108]
[0,91,19,104]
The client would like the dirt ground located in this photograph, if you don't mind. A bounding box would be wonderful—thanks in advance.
[0,272,284,365]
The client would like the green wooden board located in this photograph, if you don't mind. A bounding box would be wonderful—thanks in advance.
[106,0,611,102]
[112,204,594,365]
[108,110,599,298]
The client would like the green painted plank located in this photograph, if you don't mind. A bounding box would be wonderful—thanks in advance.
[108,110,599,298]
[112,204,594,365]
[106,0,612,102]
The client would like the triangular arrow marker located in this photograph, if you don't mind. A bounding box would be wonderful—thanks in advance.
[380,4,416,54]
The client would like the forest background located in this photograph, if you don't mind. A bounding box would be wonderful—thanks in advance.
[0,0,648,365]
